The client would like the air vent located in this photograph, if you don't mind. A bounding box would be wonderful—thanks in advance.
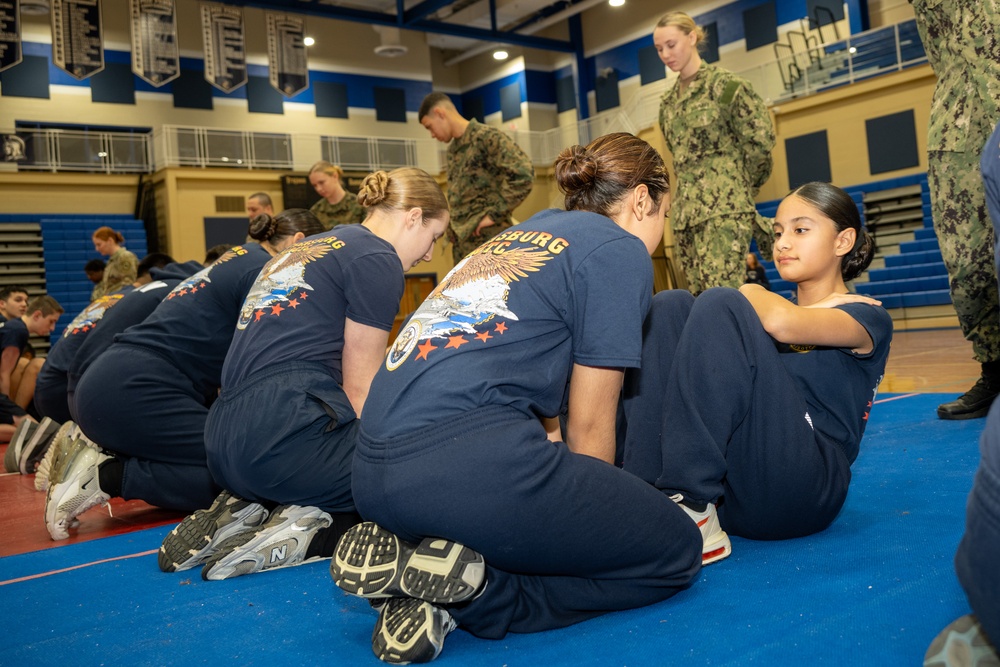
[373,26,408,58]
[215,195,245,213]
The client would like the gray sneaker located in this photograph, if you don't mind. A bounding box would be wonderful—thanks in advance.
[5,419,36,472]
[925,614,1000,666]
[331,522,485,605]
[34,421,81,492]
[159,490,269,573]
[200,504,332,581]
[20,417,61,475]
[372,597,457,664]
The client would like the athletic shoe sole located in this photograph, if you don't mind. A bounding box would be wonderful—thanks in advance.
[44,441,110,541]
[5,419,36,473]
[200,505,332,581]
[34,422,80,492]
[372,597,456,665]
[331,522,485,605]
[159,491,269,573]
[20,417,61,474]
[924,614,1000,666]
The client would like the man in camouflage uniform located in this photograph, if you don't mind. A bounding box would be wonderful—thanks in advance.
[418,92,534,264]
[911,0,1000,419]
[658,66,774,294]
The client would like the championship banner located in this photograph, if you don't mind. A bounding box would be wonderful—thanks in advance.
[200,3,246,92]
[265,12,308,97]
[0,0,22,73]
[51,0,104,80]
[129,0,179,86]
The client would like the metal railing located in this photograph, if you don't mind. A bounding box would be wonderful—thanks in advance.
[1,19,926,176]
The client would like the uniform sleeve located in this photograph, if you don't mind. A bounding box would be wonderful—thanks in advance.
[342,251,405,331]
[485,131,534,223]
[570,238,653,368]
[838,302,894,358]
[724,78,775,193]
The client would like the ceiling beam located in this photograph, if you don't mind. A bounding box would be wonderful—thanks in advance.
[403,0,457,24]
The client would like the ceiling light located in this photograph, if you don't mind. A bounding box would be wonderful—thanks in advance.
[303,36,315,46]
[609,0,625,6]
[493,49,509,60]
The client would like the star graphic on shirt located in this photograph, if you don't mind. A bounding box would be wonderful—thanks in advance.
[272,303,285,316]
[288,298,300,309]
[445,335,469,350]
[416,339,436,360]
[254,310,264,322]
[495,321,508,334]
[299,291,309,300]
[476,330,492,343]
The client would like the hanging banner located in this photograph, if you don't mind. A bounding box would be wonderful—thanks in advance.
[51,0,104,80]
[0,0,21,73]
[2,134,27,162]
[200,3,246,92]
[265,12,308,97]
[129,0,179,86]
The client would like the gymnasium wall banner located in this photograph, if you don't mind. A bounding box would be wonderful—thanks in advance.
[129,0,179,86]
[200,3,246,92]
[51,0,104,80]
[0,0,22,73]
[2,134,27,162]
[265,12,308,97]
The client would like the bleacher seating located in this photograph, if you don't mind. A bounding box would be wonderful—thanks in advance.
[753,173,955,328]
[0,214,148,346]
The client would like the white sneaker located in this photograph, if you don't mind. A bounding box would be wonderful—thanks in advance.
[372,597,457,664]
[44,439,111,540]
[34,422,80,491]
[671,494,732,565]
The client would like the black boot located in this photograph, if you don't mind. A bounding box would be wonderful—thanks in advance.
[937,361,1000,420]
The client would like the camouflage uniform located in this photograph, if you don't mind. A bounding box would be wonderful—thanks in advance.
[912,0,1000,363]
[446,119,534,263]
[659,63,775,294]
[91,247,138,301]
[310,191,366,231]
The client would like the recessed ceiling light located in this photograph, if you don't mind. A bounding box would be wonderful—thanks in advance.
[303,36,315,46]
[609,0,625,6]
[493,49,509,60]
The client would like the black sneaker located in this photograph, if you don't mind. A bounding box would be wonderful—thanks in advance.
[4,419,36,473]
[372,597,457,664]
[159,490,269,573]
[331,522,485,605]
[20,417,61,475]
[937,376,1000,420]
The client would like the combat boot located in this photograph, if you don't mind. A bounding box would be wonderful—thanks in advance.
[937,361,1000,420]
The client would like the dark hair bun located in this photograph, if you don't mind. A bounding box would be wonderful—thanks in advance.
[248,213,278,241]
[554,144,599,195]
[357,171,390,209]
[843,228,876,282]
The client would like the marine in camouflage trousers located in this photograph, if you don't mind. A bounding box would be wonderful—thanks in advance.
[674,213,761,294]
[928,115,1000,363]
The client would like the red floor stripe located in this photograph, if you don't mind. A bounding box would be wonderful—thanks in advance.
[0,548,158,587]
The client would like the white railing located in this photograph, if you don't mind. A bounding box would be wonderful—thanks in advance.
[2,19,926,176]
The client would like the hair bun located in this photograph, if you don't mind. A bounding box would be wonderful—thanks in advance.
[248,213,278,240]
[554,144,599,195]
[357,171,390,209]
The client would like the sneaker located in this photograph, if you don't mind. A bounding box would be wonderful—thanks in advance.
[938,376,1000,420]
[34,422,81,492]
[372,597,457,664]
[159,490,269,573]
[200,504,332,581]
[20,417,61,475]
[671,494,732,565]
[924,614,1000,666]
[4,419,36,472]
[331,522,485,605]
[44,438,111,541]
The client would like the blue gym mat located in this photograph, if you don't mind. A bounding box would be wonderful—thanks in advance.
[1,393,984,666]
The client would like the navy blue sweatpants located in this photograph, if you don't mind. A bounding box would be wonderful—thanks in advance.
[352,405,702,640]
[205,361,358,513]
[72,343,219,511]
[622,288,851,540]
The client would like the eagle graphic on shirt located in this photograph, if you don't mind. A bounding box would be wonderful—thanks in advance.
[63,293,126,337]
[385,246,552,370]
[237,237,341,329]
[168,246,248,301]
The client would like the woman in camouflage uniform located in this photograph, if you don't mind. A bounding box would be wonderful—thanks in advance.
[308,161,366,231]
[654,12,775,294]
[91,226,138,300]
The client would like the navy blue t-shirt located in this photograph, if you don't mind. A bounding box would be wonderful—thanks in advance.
[363,208,654,440]
[112,247,270,397]
[777,300,893,464]
[0,317,28,356]
[67,262,203,393]
[45,289,135,374]
[223,225,404,387]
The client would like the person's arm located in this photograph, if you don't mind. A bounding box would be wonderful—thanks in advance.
[0,346,19,398]
[563,364,624,464]
[739,284,880,353]
[724,79,775,193]
[341,317,392,418]
[541,416,562,443]
[477,131,534,234]
[102,250,138,295]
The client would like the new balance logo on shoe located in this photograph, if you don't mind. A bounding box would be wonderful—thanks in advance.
[270,545,287,563]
